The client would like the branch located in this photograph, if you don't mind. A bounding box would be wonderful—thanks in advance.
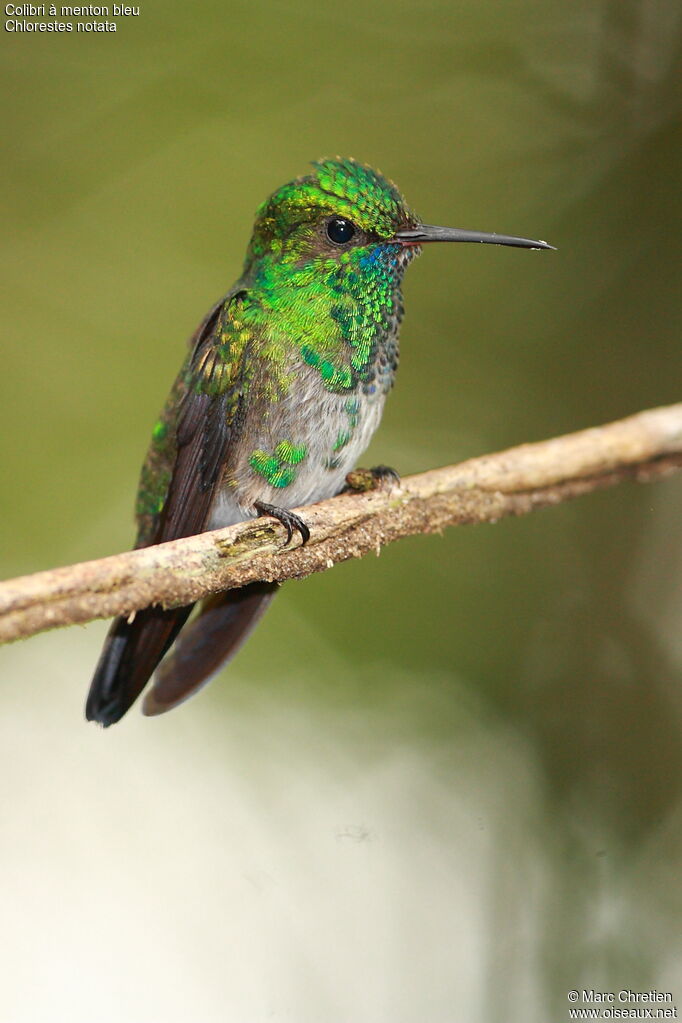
[2,403,681,645]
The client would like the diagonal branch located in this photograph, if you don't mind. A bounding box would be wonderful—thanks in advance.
[1,402,681,645]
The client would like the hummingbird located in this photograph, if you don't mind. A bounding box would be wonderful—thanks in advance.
[86,158,553,726]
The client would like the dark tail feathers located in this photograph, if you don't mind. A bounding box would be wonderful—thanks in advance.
[142,582,278,717]
[86,581,277,725]
[86,604,194,726]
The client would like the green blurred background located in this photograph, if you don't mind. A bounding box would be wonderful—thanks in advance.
[2,0,682,1019]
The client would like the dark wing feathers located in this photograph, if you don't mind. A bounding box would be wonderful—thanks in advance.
[86,292,249,726]
[157,389,229,543]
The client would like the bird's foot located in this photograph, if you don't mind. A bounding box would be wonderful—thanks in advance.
[344,465,401,493]
[254,502,310,547]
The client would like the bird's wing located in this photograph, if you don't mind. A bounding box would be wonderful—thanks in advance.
[134,289,251,549]
[85,290,254,726]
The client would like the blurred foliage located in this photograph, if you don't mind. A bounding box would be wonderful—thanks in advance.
[1,0,681,1019]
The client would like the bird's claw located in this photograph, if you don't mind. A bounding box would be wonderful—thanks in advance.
[344,465,401,493]
[254,502,310,547]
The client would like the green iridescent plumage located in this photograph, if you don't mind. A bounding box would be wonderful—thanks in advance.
[88,157,552,726]
[249,440,308,488]
[245,158,411,263]
[135,158,419,544]
[134,292,251,545]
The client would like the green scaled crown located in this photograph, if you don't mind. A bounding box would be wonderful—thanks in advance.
[244,157,419,268]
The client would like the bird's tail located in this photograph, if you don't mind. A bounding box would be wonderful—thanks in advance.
[85,604,195,726]
[141,582,278,717]
[86,582,278,725]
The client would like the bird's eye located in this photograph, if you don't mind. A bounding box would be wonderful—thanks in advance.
[326,217,356,245]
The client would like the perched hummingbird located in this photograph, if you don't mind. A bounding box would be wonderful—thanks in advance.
[86,158,552,726]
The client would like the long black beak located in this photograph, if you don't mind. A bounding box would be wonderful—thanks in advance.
[395,224,555,251]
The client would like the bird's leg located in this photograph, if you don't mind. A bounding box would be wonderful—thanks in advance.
[344,465,401,493]
[254,502,311,547]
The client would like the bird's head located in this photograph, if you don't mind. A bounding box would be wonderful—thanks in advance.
[243,156,553,280]
[244,157,419,276]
